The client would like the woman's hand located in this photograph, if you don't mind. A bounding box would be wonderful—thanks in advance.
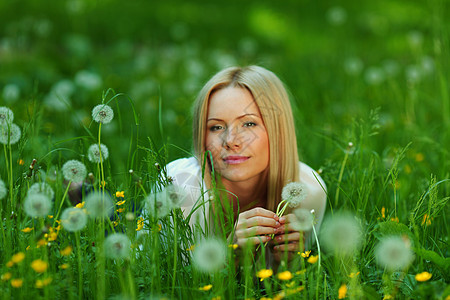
[233,207,280,247]
[270,213,304,262]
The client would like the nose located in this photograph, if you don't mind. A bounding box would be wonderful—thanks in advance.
[222,125,241,149]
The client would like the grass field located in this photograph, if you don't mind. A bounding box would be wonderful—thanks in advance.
[0,0,449,299]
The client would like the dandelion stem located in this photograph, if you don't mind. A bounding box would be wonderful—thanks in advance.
[53,181,72,228]
[8,142,13,214]
[335,150,349,207]
[75,232,83,300]
[171,212,178,298]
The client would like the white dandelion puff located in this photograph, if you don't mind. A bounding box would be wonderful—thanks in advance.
[375,236,414,271]
[24,194,52,218]
[61,207,88,232]
[291,208,314,232]
[281,182,308,208]
[27,182,55,200]
[192,238,227,273]
[0,107,14,126]
[0,179,7,200]
[87,143,109,163]
[0,123,21,145]
[144,191,171,219]
[62,160,87,182]
[92,104,114,124]
[85,192,114,219]
[163,184,188,208]
[320,212,363,255]
[104,233,131,259]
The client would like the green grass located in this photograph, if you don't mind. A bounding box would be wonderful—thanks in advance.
[1,0,449,299]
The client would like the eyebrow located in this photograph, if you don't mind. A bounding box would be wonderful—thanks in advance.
[207,113,260,122]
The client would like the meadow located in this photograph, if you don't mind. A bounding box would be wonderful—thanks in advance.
[0,0,449,299]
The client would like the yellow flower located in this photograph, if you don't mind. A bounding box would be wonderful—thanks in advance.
[115,191,125,198]
[186,245,195,251]
[37,239,47,247]
[11,278,23,288]
[21,227,34,233]
[59,263,70,270]
[277,271,293,281]
[260,298,272,300]
[31,259,48,273]
[11,252,25,264]
[228,244,238,250]
[46,232,58,242]
[348,271,360,278]
[381,207,386,219]
[383,295,393,300]
[295,269,306,275]
[273,292,285,300]
[116,208,125,213]
[136,217,144,231]
[199,284,212,291]
[415,153,424,162]
[421,214,432,226]
[18,159,24,165]
[212,297,221,300]
[6,261,14,268]
[307,255,318,264]
[75,202,85,208]
[390,217,399,223]
[1,272,12,281]
[415,271,432,282]
[35,277,52,288]
[117,200,126,206]
[60,246,73,256]
[338,284,347,299]
[47,215,54,219]
[286,286,305,296]
[256,269,273,281]
[299,250,311,258]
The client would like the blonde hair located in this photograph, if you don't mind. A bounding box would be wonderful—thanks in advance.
[192,66,299,212]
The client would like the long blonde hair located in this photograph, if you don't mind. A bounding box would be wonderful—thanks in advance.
[192,65,299,212]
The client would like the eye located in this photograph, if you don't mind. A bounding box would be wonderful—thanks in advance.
[243,121,257,127]
[209,125,223,132]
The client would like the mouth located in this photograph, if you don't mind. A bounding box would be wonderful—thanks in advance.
[223,156,250,165]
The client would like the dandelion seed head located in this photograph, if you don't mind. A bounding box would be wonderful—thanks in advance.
[28,182,55,200]
[375,236,414,271]
[0,179,7,200]
[164,184,188,208]
[192,238,227,273]
[0,107,14,126]
[24,194,52,218]
[320,212,363,255]
[62,160,87,182]
[92,104,114,124]
[0,123,21,145]
[144,191,171,219]
[282,182,308,208]
[85,192,114,219]
[104,233,131,259]
[61,207,88,232]
[291,208,314,231]
[87,143,109,163]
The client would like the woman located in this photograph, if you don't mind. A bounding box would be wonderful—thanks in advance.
[166,65,326,263]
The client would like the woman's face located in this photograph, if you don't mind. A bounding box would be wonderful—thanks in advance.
[205,86,269,185]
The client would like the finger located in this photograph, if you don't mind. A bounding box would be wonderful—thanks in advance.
[278,213,296,224]
[273,232,301,244]
[273,242,299,252]
[236,216,280,230]
[237,235,272,247]
[240,207,278,221]
[236,226,277,238]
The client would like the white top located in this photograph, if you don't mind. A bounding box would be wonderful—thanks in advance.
[166,157,327,242]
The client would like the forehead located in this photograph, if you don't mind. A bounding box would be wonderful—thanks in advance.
[207,86,261,118]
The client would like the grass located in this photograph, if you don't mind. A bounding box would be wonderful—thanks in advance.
[1,0,449,299]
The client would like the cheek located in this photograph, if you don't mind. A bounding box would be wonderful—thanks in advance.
[205,134,221,158]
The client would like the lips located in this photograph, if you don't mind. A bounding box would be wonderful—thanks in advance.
[223,156,249,164]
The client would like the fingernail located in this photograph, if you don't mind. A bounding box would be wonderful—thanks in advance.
[280,217,285,222]
[275,222,280,226]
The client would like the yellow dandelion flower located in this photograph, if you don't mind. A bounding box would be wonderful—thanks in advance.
[307,255,318,264]
[37,239,46,247]
[299,250,311,258]
[18,159,24,165]
[277,271,293,281]
[295,269,306,275]
[383,295,393,300]
[59,263,70,269]
[116,208,125,213]
[101,181,106,187]
[1,272,12,281]
[186,245,195,251]
[11,252,25,264]
[199,284,212,291]
[136,217,144,231]
[285,281,296,288]
[115,191,125,198]
[212,297,221,300]
[421,214,432,226]
[286,286,304,296]
[35,277,52,288]
[228,244,238,250]
[415,153,424,162]
[60,246,72,256]
[47,215,53,219]
[11,278,23,288]
[348,271,360,278]
[415,272,432,282]
[260,298,272,300]
[47,232,58,241]
[6,261,14,268]
[75,202,85,208]
[26,245,31,251]
[31,259,48,273]
[273,291,285,300]
[113,220,119,227]
[21,227,34,233]
[338,284,347,299]
[117,200,126,206]
[390,217,399,223]
[381,207,386,219]
[256,269,273,281]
